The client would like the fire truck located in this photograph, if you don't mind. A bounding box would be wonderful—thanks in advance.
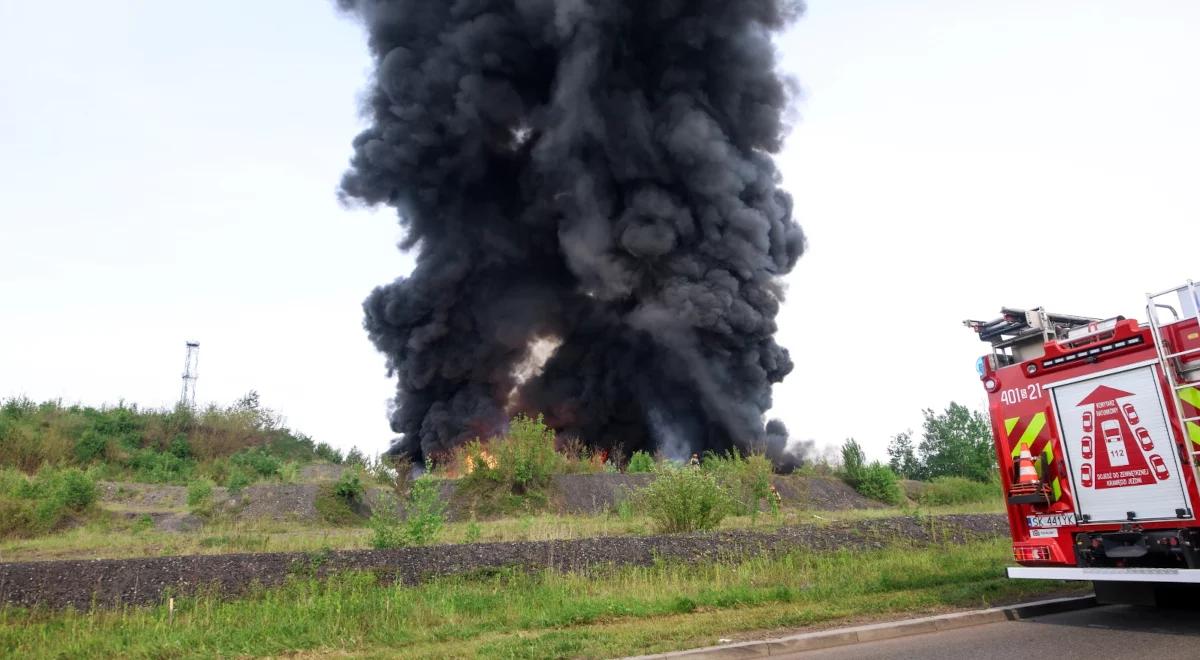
[967,281,1200,604]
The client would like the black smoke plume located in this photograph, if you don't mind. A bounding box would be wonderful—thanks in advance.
[337,0,807,468]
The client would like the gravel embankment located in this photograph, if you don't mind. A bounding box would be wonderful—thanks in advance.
[0,514,1005,610]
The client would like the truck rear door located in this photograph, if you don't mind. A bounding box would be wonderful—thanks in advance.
[1049,362,1193,523]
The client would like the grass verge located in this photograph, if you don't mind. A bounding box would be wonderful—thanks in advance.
[0,537,1076,659]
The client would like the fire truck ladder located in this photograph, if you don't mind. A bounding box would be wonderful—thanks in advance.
[1147,280,1200,465]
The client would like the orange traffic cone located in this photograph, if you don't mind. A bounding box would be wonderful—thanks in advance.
[1016,447,1039,484]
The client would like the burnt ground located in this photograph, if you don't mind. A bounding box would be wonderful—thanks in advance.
[0,514,1005,610]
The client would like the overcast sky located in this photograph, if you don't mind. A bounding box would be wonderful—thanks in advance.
[2,1,1198,462]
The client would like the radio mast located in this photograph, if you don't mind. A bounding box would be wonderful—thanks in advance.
[180,341,200,407]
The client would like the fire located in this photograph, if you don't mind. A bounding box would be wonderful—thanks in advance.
[465,449,497,475]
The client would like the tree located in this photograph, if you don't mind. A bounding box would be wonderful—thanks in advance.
[887,430,924,480]
[917,402,996,482]
[840,438,866,486]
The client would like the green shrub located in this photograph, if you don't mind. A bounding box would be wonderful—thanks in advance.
[636,466,732,534]
[226,469,252,495]
[0,467,97,538]
[58,469,97,510]
[168,434,192,459]
[839,438,867,487]
[494,414,561,493]
[231,448,281,478]
[315,483,364,526]
[702,451,773,516]
[334,469,364,502]
[919,476,1000,506]
[279,461,299,484]
[627,451,655,474]
[128,448,195,484]
[460,414,562,498]
[74,430,108,463]
[315,442,343,464]
[401,470,445,546]
[370,469,447,549]
[854,462,904,505]
[187,478,215,516]
[0,497,38,538]
[464,520,482,543]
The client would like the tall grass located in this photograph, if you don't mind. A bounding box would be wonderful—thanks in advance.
[918,477,1002,506]
[0,538,1073,659]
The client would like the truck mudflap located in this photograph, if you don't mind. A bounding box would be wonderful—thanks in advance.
[1008,566,1200,583]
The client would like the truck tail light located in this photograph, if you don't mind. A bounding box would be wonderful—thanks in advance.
[1013,545,1052,562]
[984,378,999,392]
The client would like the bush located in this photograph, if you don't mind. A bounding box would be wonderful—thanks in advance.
[370,468,446,549]
[231,448,281,478]
[128,448,195,484]
[839,438,867,487]
[702,451,773,516]
[315,483,364,526]
[854,462,904,505]
[58,469,97,510]
[627,451,655,474]
[74,430,108,463]
[493,414,561,493]
[168,434,192,459]
[461,414,561,496]
[919,476,1000,506]
[315,442,343,464]
[187,478,215,516]
[334,469,364,502]
[636,466,732,534]
[0,467,97,538]
[226,469,252,495]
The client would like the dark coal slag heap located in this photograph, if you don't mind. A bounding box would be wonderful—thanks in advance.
[337,0,807,468]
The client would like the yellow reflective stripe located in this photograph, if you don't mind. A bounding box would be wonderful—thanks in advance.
[1005,418,1020,436]
[1043,442,1055,465]
[1010,412,1047,458]
[1052,477,1062,500]
[1180,386,1200,410]
[1188,421,1200,447]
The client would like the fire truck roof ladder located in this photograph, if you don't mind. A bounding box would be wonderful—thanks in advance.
[965,308,1101,360]
[1147,281,1200,461]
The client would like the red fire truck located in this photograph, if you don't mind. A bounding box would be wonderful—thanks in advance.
[967,281,1200,604]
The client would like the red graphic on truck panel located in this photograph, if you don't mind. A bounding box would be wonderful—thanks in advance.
[1076,385,1163,489]
[1135,427,1153,451]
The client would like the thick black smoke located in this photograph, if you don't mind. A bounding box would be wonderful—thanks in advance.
[337,0,807,467]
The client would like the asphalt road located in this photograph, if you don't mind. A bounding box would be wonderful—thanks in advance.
[779,605,1200,659]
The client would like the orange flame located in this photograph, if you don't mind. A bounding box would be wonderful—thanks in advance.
[465,449,497,474]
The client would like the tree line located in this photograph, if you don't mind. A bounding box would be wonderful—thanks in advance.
[884,402,996,482]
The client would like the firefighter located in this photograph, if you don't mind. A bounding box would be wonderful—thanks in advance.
[770,483,783,509]
[688,453,700,469]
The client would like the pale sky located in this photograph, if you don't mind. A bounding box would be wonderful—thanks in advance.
[2,1,1197,462]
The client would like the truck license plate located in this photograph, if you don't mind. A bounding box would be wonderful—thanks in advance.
[1027,513,1076,528]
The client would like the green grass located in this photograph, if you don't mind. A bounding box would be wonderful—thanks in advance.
[0,537,1077,659]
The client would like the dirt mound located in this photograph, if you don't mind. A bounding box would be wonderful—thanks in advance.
[551,473,653,514]
[0,514,1006,610]
[92,474,883,529]
[771,475,885,510]
[98,482,186,509]
[229,484,321,522]
[299,463,349,482]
